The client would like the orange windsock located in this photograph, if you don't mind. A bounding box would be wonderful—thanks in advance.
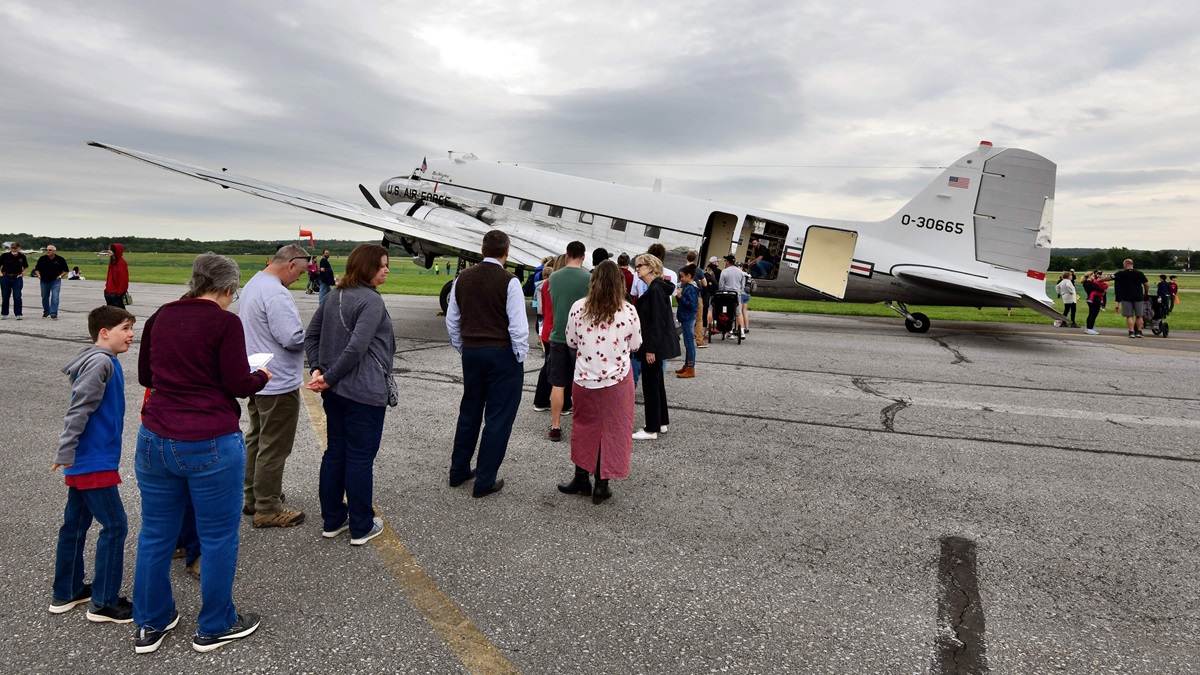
[299,229,315,248]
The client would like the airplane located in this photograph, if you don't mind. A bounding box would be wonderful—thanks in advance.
[88,140,1066,332]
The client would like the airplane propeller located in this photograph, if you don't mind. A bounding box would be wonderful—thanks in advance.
[358,184,382,210]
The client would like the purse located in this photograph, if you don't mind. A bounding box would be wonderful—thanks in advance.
[337,290,399,407]
[122,292,133,305]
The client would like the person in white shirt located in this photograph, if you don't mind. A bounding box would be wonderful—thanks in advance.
[1055,271,1078,328]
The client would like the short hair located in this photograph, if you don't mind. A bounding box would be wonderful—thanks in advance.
[271,243,310,264]
[88,305,135,342]
[679,263,697,279]
[634,253,663,278]
[1160,274,1167,280]
[617,253,630,267]
[482,230,510,259]
[184,253,242,299]
[647,243,666,261]
[685,250,697,263]
[1123,258,1134,267]
[1170,275,1177,279]
[338,243,389,289]
[566,241,586,260]
[591,247,611,267]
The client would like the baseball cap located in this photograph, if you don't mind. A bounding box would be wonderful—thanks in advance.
[708,256,720,263]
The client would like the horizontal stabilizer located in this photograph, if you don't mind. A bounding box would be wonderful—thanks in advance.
[893,266,1021,299]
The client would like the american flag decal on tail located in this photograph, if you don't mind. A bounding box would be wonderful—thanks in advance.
[948,176,970,189]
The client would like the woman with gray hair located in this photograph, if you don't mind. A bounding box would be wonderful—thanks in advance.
[133,253,272,653]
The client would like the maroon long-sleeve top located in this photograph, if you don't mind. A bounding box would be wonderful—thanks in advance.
[139,298,268,441]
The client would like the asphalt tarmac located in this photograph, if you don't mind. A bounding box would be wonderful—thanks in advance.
[2,279,1198,674]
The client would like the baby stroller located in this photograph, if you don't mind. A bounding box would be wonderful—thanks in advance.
[1145,298,1170,337]
[709,291,743,344]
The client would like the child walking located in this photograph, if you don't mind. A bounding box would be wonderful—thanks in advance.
[49,306,136,623]
[675,264,700,378]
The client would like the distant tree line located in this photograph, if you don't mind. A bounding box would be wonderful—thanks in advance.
[1049,248,1196,272]
[0,233,375,256]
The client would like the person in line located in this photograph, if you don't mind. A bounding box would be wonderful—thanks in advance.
[558,260,642,504]
[1112,258,1149,338]
[675,264,700,378]
[239,244,310,528]
[1168,275,1179,314]
[717,255,748,338]
[532,255,561,412]
[317,249,336,304]
[547,242,589,442]
[703,256,722,335]
[305,244,395,542]
[632,254,680,441]
[1080,271,1110,335]
[68,266,84,280]
[680,251,707,348]
[0,241,29,319]
[1156,274,1174,317]
[134,253,270,654]
[617,253,635,295]
[445,230,528,497]
[104,243,129,310]
[1056,271,1078,328]
[49,306,137,624]
[737,262,753,331]
[306,257,320,294]
[34,245,70,319]
[747,237,774,279]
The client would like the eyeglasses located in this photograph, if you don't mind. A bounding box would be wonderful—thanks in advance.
[634,263,647,269]
[233,290,240,303]
[289,256,312,264]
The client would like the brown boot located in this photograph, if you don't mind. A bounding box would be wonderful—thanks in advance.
[677,366,695,378]
[674,364,686,374]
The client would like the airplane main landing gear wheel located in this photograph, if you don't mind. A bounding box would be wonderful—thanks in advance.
[439,279,454,314]
[904,312,931,333]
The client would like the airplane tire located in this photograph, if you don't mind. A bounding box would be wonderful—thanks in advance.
[905,312,931,333]
[439,279,454,314]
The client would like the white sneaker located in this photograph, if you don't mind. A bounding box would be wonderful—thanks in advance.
[321,518,350,538]
[659,425,669,433]
[349,517,384,545]
[632,429,658,440]
[532,405,550,412]
[1083,329,1099,335]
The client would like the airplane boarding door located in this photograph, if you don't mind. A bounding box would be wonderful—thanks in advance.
[794,226,858,300]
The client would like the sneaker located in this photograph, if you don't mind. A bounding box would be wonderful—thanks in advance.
[15,315,22,320]
[1084,329,1099,335]
[87,597,134,623]
[561,408,572,416]
[51,315,57,319]
[548,427,562,442]
[253,508,305,528]
[532,404,550,412]
[191,612,261,653]
[186,557,201,578]
[659,424,669,433]
[697,341,709,348]
[1134,332,1143,338]
[1128,332,1136,338]
[134,611,181,654]
[321,518,350,538]
[632,429,658,440]
[48,584,91,614]
[242,503,256,516]
[350,517,384,546]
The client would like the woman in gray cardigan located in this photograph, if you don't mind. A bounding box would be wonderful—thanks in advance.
[304,244,395,546]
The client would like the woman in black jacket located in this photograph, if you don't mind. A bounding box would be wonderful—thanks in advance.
[632,253,681,440]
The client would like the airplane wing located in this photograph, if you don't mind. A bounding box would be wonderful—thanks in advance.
[892,266,1069,322]
[87,142,563,267]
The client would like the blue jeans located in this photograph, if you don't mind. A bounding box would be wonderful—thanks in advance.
[680,316,696,365]
[134,426,246,637]
[319,390,385,538]
[41,278,61,317]
[318,281,333,304]
[0,275,22,316]
[750,260,774,279]
[451,346,522,495]
[53,485,127,608]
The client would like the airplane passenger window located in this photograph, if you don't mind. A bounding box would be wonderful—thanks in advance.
[579,212,594,224]
[490,194,505,206]
[548,205,563,218]
[611,219,627,232]
[644,225,661,239]
[518,199,533,212]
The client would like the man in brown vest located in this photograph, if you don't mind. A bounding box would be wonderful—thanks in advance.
[445,230,530,497]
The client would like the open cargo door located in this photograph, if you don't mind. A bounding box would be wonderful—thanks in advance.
[795,226,859,300]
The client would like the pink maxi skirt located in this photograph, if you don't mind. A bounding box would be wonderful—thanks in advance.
[569,372,635,480]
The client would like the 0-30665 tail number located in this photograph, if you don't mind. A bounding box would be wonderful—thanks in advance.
[900,215,964,234]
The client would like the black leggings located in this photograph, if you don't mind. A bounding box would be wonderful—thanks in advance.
[1086,301,1102,330]
[1063,302,1076,324]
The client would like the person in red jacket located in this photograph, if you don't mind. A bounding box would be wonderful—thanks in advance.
[104,243,129,309]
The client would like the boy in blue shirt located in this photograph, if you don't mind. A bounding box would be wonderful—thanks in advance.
[675,264,700,378]
[49,306,136,623]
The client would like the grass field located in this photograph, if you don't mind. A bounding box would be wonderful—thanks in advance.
[65,253,1199,330]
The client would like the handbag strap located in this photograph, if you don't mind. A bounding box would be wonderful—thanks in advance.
[336,289,391,375]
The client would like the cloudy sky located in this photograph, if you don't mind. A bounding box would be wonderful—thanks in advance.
[3,0,1198,250]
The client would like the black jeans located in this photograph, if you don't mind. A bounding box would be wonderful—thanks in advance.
[1063,302,1076,324]
[640,357,669,433]
[103,292,125,309]
[1086,300,1102,330]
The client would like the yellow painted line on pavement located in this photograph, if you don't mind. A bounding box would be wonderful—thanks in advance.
[299,379,519,675]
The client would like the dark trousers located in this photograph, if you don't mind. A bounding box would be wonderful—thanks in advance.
[701,293,712,329]
[54,485,127,608]
[103,292,125,309]
[533,341,571,410]
[1063,302,1076,324]
[1086,300,1103,330]
[319,390,385,538]
[1,275,22,316]
[640,358,669,432]
[451,346,522,495]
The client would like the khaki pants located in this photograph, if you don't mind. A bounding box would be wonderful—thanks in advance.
[244,388,302,514]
